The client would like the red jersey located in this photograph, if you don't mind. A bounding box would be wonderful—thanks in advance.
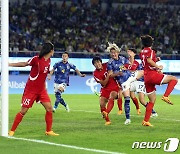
[25,56,50,94]
[139,47,158,73]
[124,60,139,71]
[93,63,119,90]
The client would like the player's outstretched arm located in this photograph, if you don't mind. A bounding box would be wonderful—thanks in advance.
[9,62,28,67]
[75,69,86,77]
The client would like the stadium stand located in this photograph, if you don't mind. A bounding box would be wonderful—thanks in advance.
[9,0,180,59]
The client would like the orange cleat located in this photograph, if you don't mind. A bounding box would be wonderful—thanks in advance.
[142,120,153,127]
[45,131,59,136]
[161,96,173,105]
[105,121,111,126]
[117,110,123,115]
[8,131,15,136]
[102,111,108,119]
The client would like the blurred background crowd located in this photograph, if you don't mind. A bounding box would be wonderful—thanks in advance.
[9,0,180,57]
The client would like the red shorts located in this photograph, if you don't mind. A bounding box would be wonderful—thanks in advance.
[100,86,119,99]
[21,89,51,108]
[144,70,165,94]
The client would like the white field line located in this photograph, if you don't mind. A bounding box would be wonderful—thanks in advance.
[71,109,180,122]
[7,136,124,154]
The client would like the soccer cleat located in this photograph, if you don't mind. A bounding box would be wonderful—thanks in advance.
[161,96,173,105]
[45,131,59,136]
[124,119,131,125]
[137,109,141,115]
[105,121,111,126]
[8,131,15,136]
[102,111,108,119]
[65,104,70,112]
[151,113,158,118]
[142,120,153,127]
[53,108,56,113]
[117,110,123,115]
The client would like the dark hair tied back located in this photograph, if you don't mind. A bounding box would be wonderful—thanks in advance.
[39,42,54,58]
[140,35,154,47]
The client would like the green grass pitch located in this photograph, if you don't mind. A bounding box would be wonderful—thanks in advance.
[0,94,180,154]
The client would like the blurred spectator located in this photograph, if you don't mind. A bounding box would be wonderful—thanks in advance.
[9,0,180,55]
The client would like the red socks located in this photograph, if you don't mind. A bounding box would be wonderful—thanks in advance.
[11,112,24,131]
[164,80,178,97]
[117,97,122,111]
[132,97,140,110]
[45,111,53,132]
[11,111,53,132]
[106,98,114,114]
[144,102,154,122]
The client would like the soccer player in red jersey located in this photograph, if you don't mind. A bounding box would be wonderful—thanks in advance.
[92,56,121,125]
[139,35,178,126]
[8,42,59,136]
[125,48,158,117]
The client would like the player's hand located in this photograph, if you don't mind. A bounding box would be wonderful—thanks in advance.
[81,74,86,77]
[118,71,123,76]
[156,57,161,62]
[108,71,113,77]
[157,65,163,71]
[47,74,51,80]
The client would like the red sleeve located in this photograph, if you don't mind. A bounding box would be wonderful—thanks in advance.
[27,56,37,66]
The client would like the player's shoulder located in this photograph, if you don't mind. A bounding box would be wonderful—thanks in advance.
[54,61,62,65]
[119,55,129,63]
[68,62,75,66]
[119,55,126,59]
[142,47,152,53]
[28,56,38,64]
[108,58,113,64]
[102,62,107,67]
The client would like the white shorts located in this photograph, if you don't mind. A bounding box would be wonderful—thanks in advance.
[54,83,67,93]
[121,71,139,91]
[130,81,146,94]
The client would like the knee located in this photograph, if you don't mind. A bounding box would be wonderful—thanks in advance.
[170,76,178,82]
[174,77,178,82]
[46,106,53,112]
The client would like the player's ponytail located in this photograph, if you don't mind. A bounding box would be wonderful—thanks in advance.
[39,42,54,59]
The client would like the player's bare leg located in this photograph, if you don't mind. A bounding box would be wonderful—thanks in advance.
[136,70,144,80]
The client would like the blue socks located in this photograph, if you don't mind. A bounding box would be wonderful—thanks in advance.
[54,92,67,109]
[124,96,130,119]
